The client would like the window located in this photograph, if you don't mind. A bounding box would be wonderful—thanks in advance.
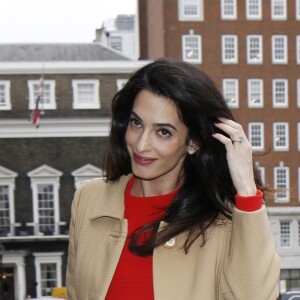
[272,35,288,64]
[0,81,11,110]
[27,165,63,235]
[297,36,300,64]
[0,166,17,237]
[33,253,63,298]
[110,36,122,52]
[72,80,100,109]
[116,79,128,91]
[297,0,300,19]
[273,123,289,151]
[248,79,263,107]
[182,35,202,63]
[222,35,238,64]
[223,79,239,108]
[246,0,262,19]
[178,0,204,21]
[247,35,263,64]
[272,79,288,108]
[28,80,56,110]
[280,221,291,247]
[274,163,290,202]
[249,123,264,150]
[221,0,237,20]
[271,0,287,20]
[255,162,265,184]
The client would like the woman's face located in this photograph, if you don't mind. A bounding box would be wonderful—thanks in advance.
[125,89,193,186]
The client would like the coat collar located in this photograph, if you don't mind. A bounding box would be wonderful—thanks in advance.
[89,174,132,221]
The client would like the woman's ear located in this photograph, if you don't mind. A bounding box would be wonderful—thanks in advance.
[187,140,199,155]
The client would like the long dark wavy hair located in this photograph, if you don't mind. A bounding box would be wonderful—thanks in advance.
[104,58,263,256]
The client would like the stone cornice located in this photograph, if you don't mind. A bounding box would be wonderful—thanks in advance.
[0,118,111,138]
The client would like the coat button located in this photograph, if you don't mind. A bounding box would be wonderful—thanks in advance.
[163,237,176,248]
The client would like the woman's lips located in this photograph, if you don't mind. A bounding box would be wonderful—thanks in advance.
[133,152,157,165]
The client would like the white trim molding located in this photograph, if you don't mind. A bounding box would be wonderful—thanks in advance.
[0,61,150,75]
[0,117,111,138]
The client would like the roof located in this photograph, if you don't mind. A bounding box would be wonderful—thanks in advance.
[0,43,131,62]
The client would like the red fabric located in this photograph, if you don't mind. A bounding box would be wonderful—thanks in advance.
[106,176,176,300]
[235,189,263,212]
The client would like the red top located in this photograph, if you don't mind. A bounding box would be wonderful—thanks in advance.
[106,176,177,300]
[106,176,263,299]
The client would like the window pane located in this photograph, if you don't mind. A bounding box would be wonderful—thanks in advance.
[77,84,95,104]
[280,221,291,247]
[183,0,199,16]
[182,35,201,63]
[40,263,57,296]
[0,185,10,235]
[38,184,55,234]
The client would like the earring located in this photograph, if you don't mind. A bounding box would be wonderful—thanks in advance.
[188,148,196,155]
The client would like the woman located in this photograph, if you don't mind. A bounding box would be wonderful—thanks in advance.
[66,58,280,299]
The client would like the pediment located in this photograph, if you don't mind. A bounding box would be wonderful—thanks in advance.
[0,165,18,178]
[71,164,103,177]
[27,164,63,178]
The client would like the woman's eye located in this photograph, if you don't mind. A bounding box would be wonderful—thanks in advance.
[129,118,142,128]
[158,128,172,138]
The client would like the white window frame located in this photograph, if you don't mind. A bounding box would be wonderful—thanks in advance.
[298,123,300,151]
[0,166,17,237]
[246,0,262,20]
[248,122,264,151]
[27,165,63,236]
[279,221,292,248]
[33,252,63,298]
[116,79,128,91]
[0,81,11,110]
[299,167,300,202]
[222,79,239,108]
[248,79,264,108]
[272,79,288,108]
[178,0,204,21]
[273,122,289,151]
[297,0,300,20]
[296,36,300,64]
[274,162,290,203]
[72,79,100,109]
[271,0,287,20]
[221,0,237,20]
[222,35,238,64]
[297,80,300,108]
[182,34,202,64]
[28,80,56,110]
[247,35,263,64]
[272,35,288,64]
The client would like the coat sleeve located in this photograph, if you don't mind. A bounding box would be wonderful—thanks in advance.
[66,186,83,300]
[220,206,280,300]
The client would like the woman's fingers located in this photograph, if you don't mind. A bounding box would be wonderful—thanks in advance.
[212,118,257,196]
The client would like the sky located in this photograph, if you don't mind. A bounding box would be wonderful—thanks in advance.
[0,0,137,43]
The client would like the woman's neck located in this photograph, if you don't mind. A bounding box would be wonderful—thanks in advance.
[130,176,182,197]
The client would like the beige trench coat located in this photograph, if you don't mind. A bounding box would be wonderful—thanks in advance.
[66,175,280,300]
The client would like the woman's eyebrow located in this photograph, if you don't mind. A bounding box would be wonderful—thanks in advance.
[130,111,177,131]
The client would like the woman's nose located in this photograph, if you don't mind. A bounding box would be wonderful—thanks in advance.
[136,130,151,153]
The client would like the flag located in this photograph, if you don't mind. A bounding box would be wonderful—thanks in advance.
[31,75,44,128]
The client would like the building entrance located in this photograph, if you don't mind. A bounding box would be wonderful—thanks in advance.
[0,267,15,300]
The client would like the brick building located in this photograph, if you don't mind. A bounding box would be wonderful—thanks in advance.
[138,0,300,293]
[0,43,147,299]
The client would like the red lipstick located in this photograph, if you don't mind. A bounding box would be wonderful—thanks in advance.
[133,152,157,165]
